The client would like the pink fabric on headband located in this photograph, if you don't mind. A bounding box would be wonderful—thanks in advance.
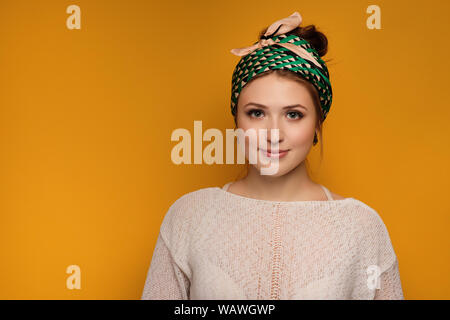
[230,11,323,70]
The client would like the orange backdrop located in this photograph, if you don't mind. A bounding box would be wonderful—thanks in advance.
[1,0,449,299]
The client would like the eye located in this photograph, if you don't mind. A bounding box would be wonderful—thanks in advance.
[287,111,304,119]
[246,109,264,118]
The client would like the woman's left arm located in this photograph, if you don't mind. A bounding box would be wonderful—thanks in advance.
[374,258,405,300]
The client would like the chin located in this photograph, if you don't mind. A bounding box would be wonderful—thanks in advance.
[254,163,292,177]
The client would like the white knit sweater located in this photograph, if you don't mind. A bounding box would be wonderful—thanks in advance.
[141,183,404,300]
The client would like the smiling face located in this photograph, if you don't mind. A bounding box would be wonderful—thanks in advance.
[235,72,318,177]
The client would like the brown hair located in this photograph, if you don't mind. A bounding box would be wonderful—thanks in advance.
[233,24,331,179]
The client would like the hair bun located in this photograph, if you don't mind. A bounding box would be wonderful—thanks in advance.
[258,24,328,57]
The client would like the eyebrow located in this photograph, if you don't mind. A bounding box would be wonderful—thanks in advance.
[243,102,308,111]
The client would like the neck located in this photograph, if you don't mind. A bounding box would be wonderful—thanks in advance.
[240,161,318,201]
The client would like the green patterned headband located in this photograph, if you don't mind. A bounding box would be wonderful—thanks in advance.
[230,12,332,121]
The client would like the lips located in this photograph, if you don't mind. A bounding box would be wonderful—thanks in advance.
[260,148,289,154]
[259,148,290,158]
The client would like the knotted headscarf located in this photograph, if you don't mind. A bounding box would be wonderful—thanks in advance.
[230,11,332,121]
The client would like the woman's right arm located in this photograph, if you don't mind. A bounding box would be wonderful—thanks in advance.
[141,233,190,300]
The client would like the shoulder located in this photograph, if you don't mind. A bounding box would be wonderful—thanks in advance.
[159,187,218,240]
[166,187,218,214]
[318,184,346,200]
[330,191,346,200]
[346,199,398,271]
[338,197,391,240]
[343,198,388,230]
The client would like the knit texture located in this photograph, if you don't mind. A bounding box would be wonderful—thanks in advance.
[141,184,404,300]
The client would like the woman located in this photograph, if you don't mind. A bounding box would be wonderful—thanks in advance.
[141,11,404,300]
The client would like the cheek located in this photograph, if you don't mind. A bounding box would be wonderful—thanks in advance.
[285,125,315,146]
[235,118,263,144]
[236,114,252,130]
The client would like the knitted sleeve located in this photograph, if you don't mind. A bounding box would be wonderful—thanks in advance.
[374,258,404,300]
[140,233,190,300]
[352,202,405,299]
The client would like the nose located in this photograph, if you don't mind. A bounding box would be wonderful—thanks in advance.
[265,118,284,146]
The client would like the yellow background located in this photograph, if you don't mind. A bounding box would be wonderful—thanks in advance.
[1,0,449,299]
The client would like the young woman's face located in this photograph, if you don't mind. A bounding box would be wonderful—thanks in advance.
[236,73,318,177]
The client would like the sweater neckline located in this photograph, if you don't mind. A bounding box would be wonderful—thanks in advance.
[215,183,355,205]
